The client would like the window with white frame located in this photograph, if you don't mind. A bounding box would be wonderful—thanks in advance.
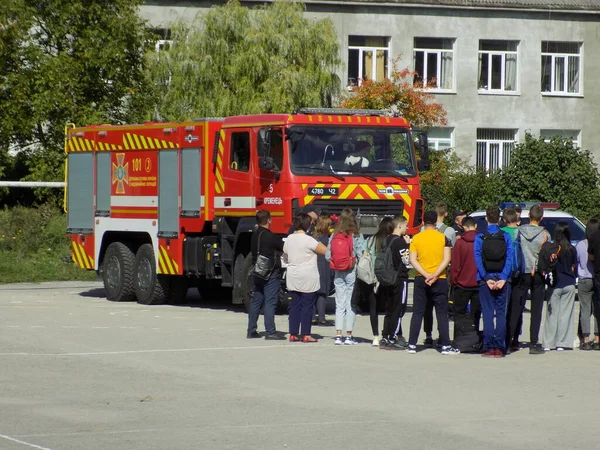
[428,128,454,151]
[540,129,580,148]
[478,40,518,92]
[476,129,517,171]
[154,29,172,53]
[347,36,390,89]
[413,37,454,90]
[541,42,582,95]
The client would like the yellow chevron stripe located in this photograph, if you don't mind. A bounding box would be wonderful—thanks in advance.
[216,171,225,191]
[157,253,166,274]
[361,184,379,200]
[144,135,154,149]
[218,141,224,155]
[403,210,410,220]
[215,182,222,194]
[169,141,176,149]
[97,142,104,151]
[133,133,142,149]
[122,135,130,150]
[160,246,175,274]
[80,243,93,269]
[85,139,93,151]
[355,193,364,199]
[401,193,412,207]
[161,140,168,148]
[339,184,357,200]
[68,141,75,152]
[72,242,86,269]
[72,138,81,152]
[216,154,223,168]
[112,144,117,150]
[171,258,179,274]
[127,133,136,149]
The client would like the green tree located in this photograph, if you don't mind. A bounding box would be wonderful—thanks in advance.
[501,133,600,220]
[0,0,155,202]
[341,58,447,128]
[148,0,341,121]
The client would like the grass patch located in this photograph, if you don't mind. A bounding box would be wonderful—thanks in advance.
[0,205,97,284]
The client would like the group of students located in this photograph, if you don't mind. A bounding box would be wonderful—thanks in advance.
[246,202,600,357]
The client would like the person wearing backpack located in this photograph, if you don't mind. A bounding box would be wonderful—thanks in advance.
[326,208,365,345]
[407,211,459,355]
[501,208,525,352]
[356,217,394,346]
[509,205,549,355]
[576,219,600,350]
[450,216,481,333]
[541,223,577,351]
[474,205,513,357]
[378,215,411,350]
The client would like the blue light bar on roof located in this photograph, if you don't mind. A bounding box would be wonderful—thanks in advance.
[499,202,560,210]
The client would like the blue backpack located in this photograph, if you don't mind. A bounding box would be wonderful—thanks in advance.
[510,230,524,280]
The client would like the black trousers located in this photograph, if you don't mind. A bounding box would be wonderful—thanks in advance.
[351,279,378,336]
[409,277,451,347]
[507,273,545,345]
[381,279,409,339]
[452,287,481,331]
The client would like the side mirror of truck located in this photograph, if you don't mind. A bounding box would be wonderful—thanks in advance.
[412,129,430,172]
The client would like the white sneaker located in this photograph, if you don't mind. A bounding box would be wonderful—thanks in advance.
[543,347,551,352]
[556,347,564,351]
[344,336,358,345]
[372,337,380,347]
[441,345,460,355]
[408,345,417,354]
[334,336,343,345]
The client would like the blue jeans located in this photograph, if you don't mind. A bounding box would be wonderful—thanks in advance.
[247,269,280,335]
[334,269,357,332]
[479,282,509,351]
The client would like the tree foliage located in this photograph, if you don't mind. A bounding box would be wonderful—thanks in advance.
[341,58,447,128]
[501,133,600,219]
[147,0,341,121]
[0,0,155,201]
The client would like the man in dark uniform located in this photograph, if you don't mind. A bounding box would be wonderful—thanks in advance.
[247,210,286,340]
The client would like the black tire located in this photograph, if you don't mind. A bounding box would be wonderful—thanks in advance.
[241,254,255,312]
[233,253,252,306]
[102,242,136,302]
[134,244,169,305]
[168,277,189,305]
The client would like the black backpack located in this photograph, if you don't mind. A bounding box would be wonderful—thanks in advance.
[481,230,507,273]
[453,313,482,353]
[374,236,399,287]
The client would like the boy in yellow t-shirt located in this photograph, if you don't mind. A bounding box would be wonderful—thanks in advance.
[407,211,459,355]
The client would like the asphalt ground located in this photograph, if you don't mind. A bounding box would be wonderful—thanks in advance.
[1,281,599,450]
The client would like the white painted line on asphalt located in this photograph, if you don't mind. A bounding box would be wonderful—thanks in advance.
[61,326,80,329]
[6,325,20,328]
[0,344,319,357]
[92,326,110,329]
[10,301,22,304]
[30,326,45,329]
[119,327,137,329]
[0,432,53,450]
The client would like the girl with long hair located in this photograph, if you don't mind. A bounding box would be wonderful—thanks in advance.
[352,217,394,346]
[543,222,577,351]
[326,208,365,345]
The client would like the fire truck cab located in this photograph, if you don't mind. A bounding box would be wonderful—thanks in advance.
[66,109,429,308]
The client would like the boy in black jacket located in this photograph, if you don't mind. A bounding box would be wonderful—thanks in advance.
[380,215,411,350]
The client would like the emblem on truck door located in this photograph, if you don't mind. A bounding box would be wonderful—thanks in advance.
[184,134,199,143]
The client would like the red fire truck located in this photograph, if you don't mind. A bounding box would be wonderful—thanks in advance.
[66,108,429,307]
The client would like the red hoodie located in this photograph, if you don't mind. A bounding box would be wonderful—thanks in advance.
[450,230,478,288]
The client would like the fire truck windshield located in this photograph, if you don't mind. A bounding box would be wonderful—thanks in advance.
[287,126,416,178]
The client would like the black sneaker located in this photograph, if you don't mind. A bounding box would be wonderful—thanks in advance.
[529,344,545,355]
[594,342,600,351]
[581,342,594,351]
[379,338,391,350]
[247,331,262,339]
[423,336,434,347]
[387,338,408,350]
[265,332,286,341]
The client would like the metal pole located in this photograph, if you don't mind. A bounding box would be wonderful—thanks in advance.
[0,181,65,188]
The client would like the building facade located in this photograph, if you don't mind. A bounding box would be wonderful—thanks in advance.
[140,0,600,167]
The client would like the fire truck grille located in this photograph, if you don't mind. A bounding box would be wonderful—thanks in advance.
[310,199,404,217]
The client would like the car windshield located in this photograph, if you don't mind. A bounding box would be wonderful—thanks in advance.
[472,215,586,243]
[288,125,416,177]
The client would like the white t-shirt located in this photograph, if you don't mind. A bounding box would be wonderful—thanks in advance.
[283,233,320,293]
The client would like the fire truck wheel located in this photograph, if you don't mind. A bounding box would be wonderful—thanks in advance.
[102,242,136,302]
[134,244,169,305]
